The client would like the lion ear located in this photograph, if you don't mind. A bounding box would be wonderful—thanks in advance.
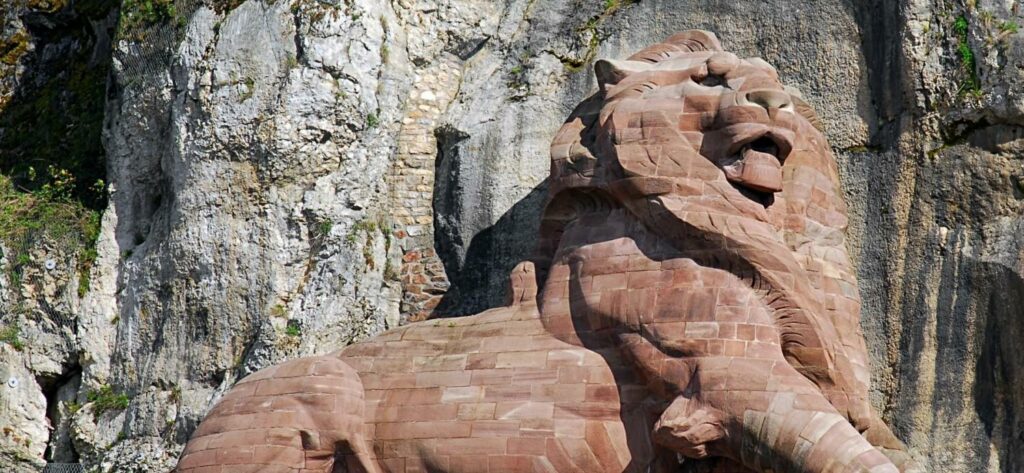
[594,59,650,88]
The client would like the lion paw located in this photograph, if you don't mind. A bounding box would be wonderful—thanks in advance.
[652,397,727,459]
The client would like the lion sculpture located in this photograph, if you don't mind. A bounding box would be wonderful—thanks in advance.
[176,31,920,473]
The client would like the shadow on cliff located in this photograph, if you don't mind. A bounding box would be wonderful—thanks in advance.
[0,0,117,209]
[972,260,1024,473]
[433,179,549,316]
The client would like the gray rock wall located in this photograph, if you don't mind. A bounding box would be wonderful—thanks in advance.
[1,0,1022,471]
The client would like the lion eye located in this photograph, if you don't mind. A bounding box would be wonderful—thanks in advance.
[698,74,726,87]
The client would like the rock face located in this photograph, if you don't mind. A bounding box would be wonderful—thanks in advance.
[0,0,1022,471]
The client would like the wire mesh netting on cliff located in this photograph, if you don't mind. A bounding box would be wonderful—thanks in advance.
[115,0,204,83]
[41,464,84,473]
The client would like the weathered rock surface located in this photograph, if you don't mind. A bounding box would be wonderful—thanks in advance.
[0,0,1022,471]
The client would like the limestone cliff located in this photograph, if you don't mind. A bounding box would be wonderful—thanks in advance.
[0,0,1022,471]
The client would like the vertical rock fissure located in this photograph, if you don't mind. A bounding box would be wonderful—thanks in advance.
[39,364,82,464]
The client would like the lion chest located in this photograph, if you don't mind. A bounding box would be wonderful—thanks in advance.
[342,309,657,473]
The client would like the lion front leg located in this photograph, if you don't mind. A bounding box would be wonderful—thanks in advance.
[176,355,380,473]
[668,357,900,473]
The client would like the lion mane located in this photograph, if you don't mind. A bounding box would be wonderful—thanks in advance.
[538,30,876,431]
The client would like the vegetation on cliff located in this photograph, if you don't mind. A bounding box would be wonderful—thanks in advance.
[0,0,113,298]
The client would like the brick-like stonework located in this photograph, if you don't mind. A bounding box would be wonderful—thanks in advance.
[389,56,462,322]
[178,31,922,473]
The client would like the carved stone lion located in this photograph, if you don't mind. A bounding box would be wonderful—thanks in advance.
[176,31,920,473]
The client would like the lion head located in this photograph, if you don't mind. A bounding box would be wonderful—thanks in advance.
[548,30,844,236]
[538,30,874,430]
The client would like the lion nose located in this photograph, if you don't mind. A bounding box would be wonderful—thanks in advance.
[744,89,793,110]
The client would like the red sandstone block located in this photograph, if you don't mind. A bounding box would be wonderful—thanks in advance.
[716,287,751,306]
[736,324,756,341]
[583,255,630,276]
[443,338,483,355]
[684,322,719,339]
[264,428,302,448]
[520,418,555,437]
[532,384,586,403]
[591,274,628,292]
[462,324,506,339]
[442,386,483,403]
[545,350,585,368]
[377,403,459,422]
[178,449,219,469]
[302,454,333,471]
[489,454,535,471]
[555,402,620,421]
[484,385,532,401]
[561,437,606,471]
[552,419,586,438]
[385,388,442,405]
[376,440,424,458]
[755,325,780,343]
[482,336,541,353]
[495,351,548,369]
[471,369,515,385]
[627,254,662,272]
[360,373,417,390]
[206,430,266,450]
[251,445,304,466]
[626,270,667,288]
[380,457,405,472]
[508,437,547,455]
[586,422,627,471]
[512,368,559,385]
[794,393,835,412]
[270,393,336,413]
[472,420,522,437]
[341,356,374,372]
[415,370,471,387]
[467,353,497,370]
[495,401,554,420]
[717,322,737,339]
[557,366,614,385]
[273,358,318,378]
[181,466,222,473]
[413,355,468,372]
[253,379,312,397]
[220,466,276,473]
[700,367,729,391]
[746,341,782,359]
[216,446,254,465]
[706,339,726,356]
[725,340,747,357]
[435,437,507,455]
[458,403,497,421]
[386,340,451,358]
[716,305,750,323]
[375,421,472,440]
[446,455,475,472]
[249,412,317,431]
[364,389,387,402]
[584,385,619,403]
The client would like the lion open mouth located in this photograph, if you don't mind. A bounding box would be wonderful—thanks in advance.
[722,133,788,206]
